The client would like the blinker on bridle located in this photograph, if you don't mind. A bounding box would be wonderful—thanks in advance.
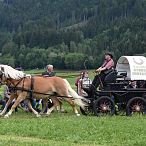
[0,71,4,85]
[0,71,3,78]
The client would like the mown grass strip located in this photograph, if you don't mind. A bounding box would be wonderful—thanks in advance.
[0,134,104,146]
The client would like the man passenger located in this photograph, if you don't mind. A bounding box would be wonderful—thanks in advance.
[42,64,56,77]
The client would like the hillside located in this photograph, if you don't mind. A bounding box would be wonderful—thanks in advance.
[0,0,146,69]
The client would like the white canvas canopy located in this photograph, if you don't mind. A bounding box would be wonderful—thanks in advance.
[116,56,146,80]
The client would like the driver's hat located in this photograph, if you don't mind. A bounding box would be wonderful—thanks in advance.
[105,52,113,58]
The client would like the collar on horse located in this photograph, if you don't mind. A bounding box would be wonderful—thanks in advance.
[8,76,34,99]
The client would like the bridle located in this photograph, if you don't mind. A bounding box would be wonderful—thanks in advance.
[0,70,24,92]
[0,71,5,85]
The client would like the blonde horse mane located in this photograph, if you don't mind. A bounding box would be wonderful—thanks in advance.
[0,64,25,79]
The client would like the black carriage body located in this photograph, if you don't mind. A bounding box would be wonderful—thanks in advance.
[81,73,146,116]
[98,82,146,104]
[90,81,146,116]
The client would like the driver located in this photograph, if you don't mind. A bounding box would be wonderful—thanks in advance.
[84,52,115,97]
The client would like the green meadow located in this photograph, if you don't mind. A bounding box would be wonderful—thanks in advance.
[0,70,146,146]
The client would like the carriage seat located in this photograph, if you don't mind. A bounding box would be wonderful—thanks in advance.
[104,71,128,90]
[116,72,127,78]
[104,70,127,85]
[104,70,127,86]
[104,70,117,84]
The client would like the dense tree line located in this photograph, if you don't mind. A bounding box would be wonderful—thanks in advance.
[0,0,146,69]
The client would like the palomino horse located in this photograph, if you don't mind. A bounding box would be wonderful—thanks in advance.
[0,65,88,118]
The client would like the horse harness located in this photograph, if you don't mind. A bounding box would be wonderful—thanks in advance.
[6,76,74,100]
[6,76,34,99]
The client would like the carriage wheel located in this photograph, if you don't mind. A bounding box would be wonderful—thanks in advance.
[126,97,146,116]
[80,105,93,116]
[93,96,115,117]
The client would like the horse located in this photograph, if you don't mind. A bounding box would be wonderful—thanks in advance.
[0,65,88,118]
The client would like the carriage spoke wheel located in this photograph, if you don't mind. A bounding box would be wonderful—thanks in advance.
[126,97,146,116]
[93,96,115,117]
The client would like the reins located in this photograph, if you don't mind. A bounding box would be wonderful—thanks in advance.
[9,86,74,99]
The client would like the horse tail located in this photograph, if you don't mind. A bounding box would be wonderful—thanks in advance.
[63,79,89,109]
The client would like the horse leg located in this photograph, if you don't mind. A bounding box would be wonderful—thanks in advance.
[65,98,80,116]
[27,99,41,117]
[46,105,56,116]
[0,93,16,116]
[56,98,67,113]
[40,98,48,114]
[60,103,67,113]
[45,97,57,116]
[56,99,62,112]
[41,97,65,114]
[4,92,27,118]
[51,97,61,112]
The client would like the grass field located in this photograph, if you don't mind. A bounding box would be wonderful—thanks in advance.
[0,70,146,146]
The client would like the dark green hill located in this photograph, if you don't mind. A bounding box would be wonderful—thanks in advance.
[0,0,146,69]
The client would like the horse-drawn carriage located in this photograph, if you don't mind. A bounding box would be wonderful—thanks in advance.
[80,56,146,116]
[0,56,146,118]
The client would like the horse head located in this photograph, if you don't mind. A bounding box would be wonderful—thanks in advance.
[0,65,25,85]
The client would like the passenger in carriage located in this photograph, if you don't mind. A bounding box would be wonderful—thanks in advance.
[77,71,92,96]
[84,52,115,97]
[137,80,146,88]
[42,64,56,77]
[127,80,137,89]
[75,71,84,93]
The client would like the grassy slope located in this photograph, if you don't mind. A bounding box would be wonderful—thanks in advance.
[0,70,146,146]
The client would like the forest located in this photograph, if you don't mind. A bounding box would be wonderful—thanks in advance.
[0,0,146,69]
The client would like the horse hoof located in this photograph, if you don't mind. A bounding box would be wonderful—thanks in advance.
[0,113,3,117]
[60,110,67,113]
[36,114,41,118]
[39,112,44,115]
[4,115,9,118]
[46,113,51,116]
[76,113,80,116]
